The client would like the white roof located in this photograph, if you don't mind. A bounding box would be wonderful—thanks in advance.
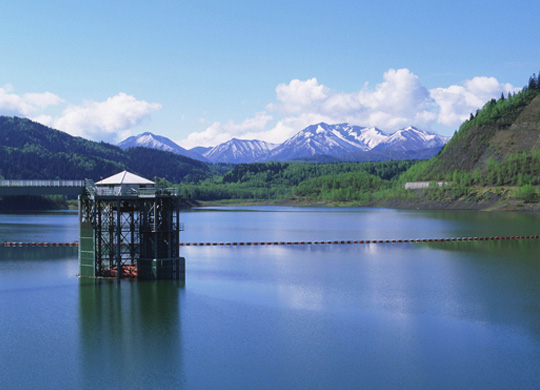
[95,171,155,186]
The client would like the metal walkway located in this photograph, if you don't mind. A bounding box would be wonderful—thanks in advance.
[0,180,86,196]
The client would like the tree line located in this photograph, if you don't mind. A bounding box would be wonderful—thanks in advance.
[178,160,415,202]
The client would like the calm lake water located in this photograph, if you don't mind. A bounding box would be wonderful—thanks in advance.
[1,207,540,389]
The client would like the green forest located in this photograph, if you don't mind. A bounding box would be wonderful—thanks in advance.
[2,72,540,209]
[176,160,415,203]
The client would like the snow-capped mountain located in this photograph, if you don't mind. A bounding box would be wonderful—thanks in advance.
[117,123,450,164]
[374,126,450,151]
[265,123,450,161]
[266,123,373,161]
[189,146,212,157]
[118,132,206,161]
[203,138,278,164]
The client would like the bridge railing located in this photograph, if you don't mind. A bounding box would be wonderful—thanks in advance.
[0,180,86,187]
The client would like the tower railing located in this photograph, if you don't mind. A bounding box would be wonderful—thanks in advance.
[90,186,182,197]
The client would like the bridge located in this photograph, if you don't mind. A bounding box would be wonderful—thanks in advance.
[0,180,87,196]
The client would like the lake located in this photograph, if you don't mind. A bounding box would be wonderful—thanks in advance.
[1,207,540,389]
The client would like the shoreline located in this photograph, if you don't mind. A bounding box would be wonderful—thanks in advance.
[3,193,539,213]
[199,197,540,212]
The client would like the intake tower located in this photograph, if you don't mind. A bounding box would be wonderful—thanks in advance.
[78,171,184,280]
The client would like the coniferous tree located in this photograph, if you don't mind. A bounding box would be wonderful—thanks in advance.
[528,74,538,90]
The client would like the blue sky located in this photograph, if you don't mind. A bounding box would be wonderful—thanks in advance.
[1,0,539,148]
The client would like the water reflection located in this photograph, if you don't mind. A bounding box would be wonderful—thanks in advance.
[78,279,185,388]
[187,242,540,338]
[404,209,540,237]
[0,247,77,261]
[0,211,78,243]
[183,243,540,388]
[182,207,540,244]
[425,237,540,255]
[413,240,540,336]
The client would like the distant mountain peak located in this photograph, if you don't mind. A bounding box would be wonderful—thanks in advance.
[118,132,207,162]
[203,138,278,164]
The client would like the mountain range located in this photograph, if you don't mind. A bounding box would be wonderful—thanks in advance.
[265,123,449,161]
[119,123,450,164]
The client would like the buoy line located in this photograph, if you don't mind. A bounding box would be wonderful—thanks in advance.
[178,235,540,246]
[2,242,78,247]
[3,235,540,248]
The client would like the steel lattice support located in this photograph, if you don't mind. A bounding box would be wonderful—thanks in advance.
[78,189,184,280]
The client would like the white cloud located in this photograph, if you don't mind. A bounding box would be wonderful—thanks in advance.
[3,69,521,150]
[430,76,520,127]
[177,69,523,148]
[0,87,63,116]
[268,78,330,114]
[179,111,273,148]
[30,114,54,127]
[181,68,445,148]
[1,86,160,144]
[269,70,518,136]
[23,92,64,109]
[266,69,437,131]
[48,93,161,143]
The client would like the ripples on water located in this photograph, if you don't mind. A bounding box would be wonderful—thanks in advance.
[1,208,540,389]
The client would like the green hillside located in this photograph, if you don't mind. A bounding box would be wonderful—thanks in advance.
[0,116,214,182]
[403,73,540,185]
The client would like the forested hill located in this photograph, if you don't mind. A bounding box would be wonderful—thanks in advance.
[403,73,540,184]
[0,116,214,182]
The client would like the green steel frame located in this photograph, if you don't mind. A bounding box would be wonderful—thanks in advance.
[78,188,184,280]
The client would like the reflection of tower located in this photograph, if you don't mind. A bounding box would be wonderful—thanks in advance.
[78,278,184,388]
[78,171,185,279]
